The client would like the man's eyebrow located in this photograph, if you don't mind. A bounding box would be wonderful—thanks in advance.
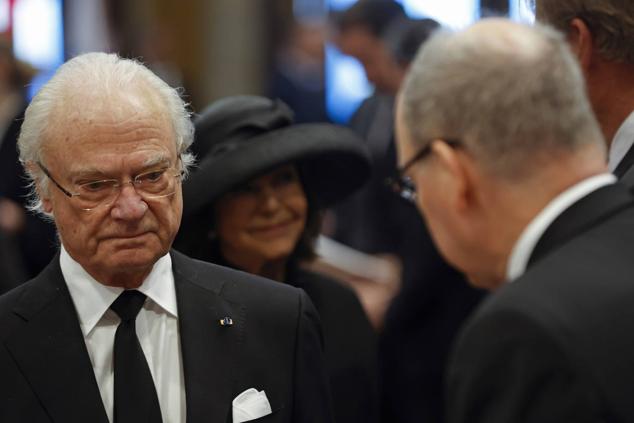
[143,154,171,168]
[69,168,110,180]
[67,155,173,180]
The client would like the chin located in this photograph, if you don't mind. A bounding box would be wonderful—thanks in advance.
[262,248,293,263]
[258,242,295,262]
[104,247,165,271]
[465,272,504,291]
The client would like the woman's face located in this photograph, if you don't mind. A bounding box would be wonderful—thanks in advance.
[214,164,308,270]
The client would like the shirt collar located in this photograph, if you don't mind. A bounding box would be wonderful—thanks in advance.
[505,173,616,282]
[61,246,177,336]
[608,110,634,172]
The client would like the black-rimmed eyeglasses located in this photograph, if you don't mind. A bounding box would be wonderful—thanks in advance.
[386,139,462,202]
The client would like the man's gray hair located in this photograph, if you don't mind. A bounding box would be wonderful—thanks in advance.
[400,20,604,178]
[18,52,195,215]
[529,0,634,64]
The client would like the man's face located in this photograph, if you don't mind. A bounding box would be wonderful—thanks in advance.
[337,26,400,94]
[41,98,182,285]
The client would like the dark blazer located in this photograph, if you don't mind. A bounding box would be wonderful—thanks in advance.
[0,250,334,423]
[288,268,380,423]
[447,183,634,423]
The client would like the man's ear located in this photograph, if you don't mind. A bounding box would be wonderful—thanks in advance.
[429,140,475,214]
[567,18,594,71]
[26,162,53,214]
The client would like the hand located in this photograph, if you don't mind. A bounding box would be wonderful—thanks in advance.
[0,198,26,234]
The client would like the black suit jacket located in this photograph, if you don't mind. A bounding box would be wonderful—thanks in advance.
[0,250,334,423]
[447,183,634,423]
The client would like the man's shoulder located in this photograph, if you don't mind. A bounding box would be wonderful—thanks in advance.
[469,213,634,345]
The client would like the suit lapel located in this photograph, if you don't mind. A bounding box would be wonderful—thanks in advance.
[528,183,634,268]
[172,251,245,423]
[4,257,109,423]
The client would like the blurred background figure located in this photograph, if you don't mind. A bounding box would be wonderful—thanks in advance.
[331,2,486,422]
[269,20,329,124]
[0,38,57,293]
[175,95,380,423]
[532,0,634,183]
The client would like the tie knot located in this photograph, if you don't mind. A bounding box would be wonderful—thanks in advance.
[110,290,147,322]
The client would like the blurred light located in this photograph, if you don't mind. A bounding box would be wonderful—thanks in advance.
[325,44,372,123]
[509,0,535,23]
[398,0,480,28]
[294,0,326,20]
[0,0,9,33]
[13,0,64,68]
[328,0,356,12]
[12,0,64,98]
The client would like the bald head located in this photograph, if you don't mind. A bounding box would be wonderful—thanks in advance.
[399,18,604,179]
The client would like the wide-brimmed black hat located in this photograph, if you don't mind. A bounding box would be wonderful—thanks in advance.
[182,95,371,217]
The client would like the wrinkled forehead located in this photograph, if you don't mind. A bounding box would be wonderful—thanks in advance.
[42,87,176,156]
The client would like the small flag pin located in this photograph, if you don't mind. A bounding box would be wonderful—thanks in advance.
[219,316,234,326]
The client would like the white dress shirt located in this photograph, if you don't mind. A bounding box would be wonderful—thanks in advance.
[61,246,186,423]
[608,110,634,172]
[506,173,616,282]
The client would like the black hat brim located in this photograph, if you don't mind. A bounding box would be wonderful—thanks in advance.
[182,123,371,217]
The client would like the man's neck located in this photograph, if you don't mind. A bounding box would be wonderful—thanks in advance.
[490,148,609,286]
[587,61,634,144]
[89,267,153,289]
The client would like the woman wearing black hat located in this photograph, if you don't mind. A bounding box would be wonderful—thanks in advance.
[176,95,379,423]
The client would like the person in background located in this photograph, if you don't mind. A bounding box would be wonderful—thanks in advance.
[397,18,634,422]
[532,0,634,182]
[269,21,329,124]
[0,39,57,291]
[0,53,334,423]
[175,95,380,423]
[334,3,485,422]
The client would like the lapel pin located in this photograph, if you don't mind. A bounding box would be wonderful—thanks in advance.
[219,316,234,326]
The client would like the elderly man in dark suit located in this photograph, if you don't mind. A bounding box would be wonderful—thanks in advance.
[0,53,333,423]
[533,0,634,181]
[395,19,634,422]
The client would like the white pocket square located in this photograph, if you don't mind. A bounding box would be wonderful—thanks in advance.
[232,388,273,423]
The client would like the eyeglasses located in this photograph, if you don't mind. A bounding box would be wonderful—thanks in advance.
[386,139,462,202]
[38,159,184,212]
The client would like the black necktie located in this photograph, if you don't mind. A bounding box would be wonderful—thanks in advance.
[110,290,163,423]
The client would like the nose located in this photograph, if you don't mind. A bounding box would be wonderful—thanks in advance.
[259,187,281,214]
[110,184,148,220]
